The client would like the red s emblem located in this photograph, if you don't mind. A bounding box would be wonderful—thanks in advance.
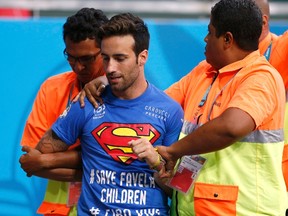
[91,123,160,164]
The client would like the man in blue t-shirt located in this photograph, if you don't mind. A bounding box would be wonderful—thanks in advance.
[22,13,183,215]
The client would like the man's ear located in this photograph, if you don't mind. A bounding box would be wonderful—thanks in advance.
[223,32,234,49]
[224,32,233,44]
[138,49,148,66]
[262,14,269,30]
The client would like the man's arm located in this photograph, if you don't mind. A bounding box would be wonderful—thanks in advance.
[36,128,69,153]
[19,128,82,181]
[19,145,82,177]
[128,138,172,197]
[33,168,83,182]
[157,107,255,174]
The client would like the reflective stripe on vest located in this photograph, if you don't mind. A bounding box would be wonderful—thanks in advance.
[171,130,287,216]
[37,180,74,216]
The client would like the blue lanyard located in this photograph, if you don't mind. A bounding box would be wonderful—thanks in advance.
[207,72,239,121]
[66,81,84,108]
[198,73,218,107]
[264,41,272,61]
[66,83,75,108]
[196,71,239,122]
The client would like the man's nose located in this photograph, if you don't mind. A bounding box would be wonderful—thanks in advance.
[72,61,85,73]
[105,60,117,74]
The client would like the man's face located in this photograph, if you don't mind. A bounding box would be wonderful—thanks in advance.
[204,22,225,70]
[101,35,143,99]
[64,37,103,84]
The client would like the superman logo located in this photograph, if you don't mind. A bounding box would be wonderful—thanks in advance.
[91,123,160,164]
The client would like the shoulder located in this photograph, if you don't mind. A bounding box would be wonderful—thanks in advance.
[195,60,212,70]
[179,60,213,83]
[240,55,285,93]
[279,30,288,38]
[44,71,76,84]
[40,71,76,90]
[185,60,213,79]
[148,84,183,109]
[63,98,94,120]
[254,55,282,77]
[276,31,288,47]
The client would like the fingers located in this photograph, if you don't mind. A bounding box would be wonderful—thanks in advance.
[82,83,105,108]
[128,139,161,168]
[128,139,154,157]
[20,155,33,177]
[19,154,25,164]
[19,154,30,175]
[158,167,172,180]
[21,145,30,153]
[156,146,176,178]
[72,92,80,103]
[79,90,87,108]
[19,147,42,176]
[98,84,106,95]
[164,161,175,177]
[90,84,105,107]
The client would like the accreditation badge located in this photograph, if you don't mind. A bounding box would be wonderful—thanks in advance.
[167,155,206,194]
[67,182,82,207]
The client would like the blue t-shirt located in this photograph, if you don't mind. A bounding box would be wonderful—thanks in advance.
[52,83,183,216]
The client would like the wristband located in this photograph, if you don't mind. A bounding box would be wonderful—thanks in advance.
[150,148,166,171]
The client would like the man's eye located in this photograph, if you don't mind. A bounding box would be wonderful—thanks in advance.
[116,57,125,62]
[80,56,94,61]
[102,57,109,62]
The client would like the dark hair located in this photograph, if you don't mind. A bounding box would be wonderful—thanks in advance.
[98,13,150,56]
[63,8,108,46]
[211,0,262,51]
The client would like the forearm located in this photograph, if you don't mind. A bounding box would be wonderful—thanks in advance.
[169,119,235,159]
[168,108,255,160]
[40,150,82,170]
[33,168,82,182]
[154,172,172,198]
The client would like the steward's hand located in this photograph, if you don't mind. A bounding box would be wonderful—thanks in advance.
[156,145,177,178]
[74,75,108,108]
[19,146,42,177]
